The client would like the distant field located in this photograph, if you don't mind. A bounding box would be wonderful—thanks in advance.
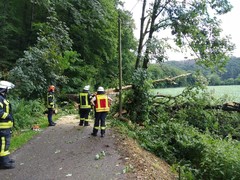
[152,85,240,102]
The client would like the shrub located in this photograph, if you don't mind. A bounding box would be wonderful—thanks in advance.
[11,98,45,130]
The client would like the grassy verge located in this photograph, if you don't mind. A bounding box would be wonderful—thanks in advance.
[10,114,60,152]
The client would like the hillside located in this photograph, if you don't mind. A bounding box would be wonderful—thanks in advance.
[165,56,240,80]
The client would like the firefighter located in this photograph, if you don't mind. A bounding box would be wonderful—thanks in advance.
[91,86,112,137]
[0,80,15,169]
[47,85,56,126]
[78,85,92,126]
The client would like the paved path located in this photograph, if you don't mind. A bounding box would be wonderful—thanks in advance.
[1,115,127,180]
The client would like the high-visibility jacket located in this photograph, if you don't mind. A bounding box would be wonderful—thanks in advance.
[0,94,13,129]
[79,92,91,109]
[95,94,110,112]
[47,92,55,108]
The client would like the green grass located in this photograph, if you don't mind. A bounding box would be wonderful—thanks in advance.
[11,130,40,152]
[10,115,60,152]
[152,85,240,102]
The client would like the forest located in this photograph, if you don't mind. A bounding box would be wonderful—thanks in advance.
[164,57,240,86]
[1,0,240,179]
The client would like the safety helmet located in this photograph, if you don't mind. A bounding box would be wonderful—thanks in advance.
[0,81,15,93]
[83,85,90,91]
[0,81,15,89]
[97,86,104,92]
[48,85,55,92]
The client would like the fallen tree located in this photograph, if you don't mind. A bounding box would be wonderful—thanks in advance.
[66,73,192,101]
[66,73,240,113]
[154,95,240,112]
[107,73,192,93]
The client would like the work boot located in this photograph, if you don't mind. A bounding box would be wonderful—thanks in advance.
[49,122,56,126]
[91,133,97,136]
[0,162,15,169]
[79,120,84,126]
[9,159,15,163]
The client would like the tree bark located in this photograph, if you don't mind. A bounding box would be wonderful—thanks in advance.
[135,0,147,69]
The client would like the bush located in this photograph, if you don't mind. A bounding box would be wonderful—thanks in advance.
[11,98,45,130]
[117,81,240,179]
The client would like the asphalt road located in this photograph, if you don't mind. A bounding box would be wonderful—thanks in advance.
[1,115,127,180]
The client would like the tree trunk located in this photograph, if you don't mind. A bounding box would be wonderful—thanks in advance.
[142,0,159,69]
[135,0,147,69]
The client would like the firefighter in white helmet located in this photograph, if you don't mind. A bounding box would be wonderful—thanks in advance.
[0,80,15,169]
[91,86,112,137]
[78,85,92,126]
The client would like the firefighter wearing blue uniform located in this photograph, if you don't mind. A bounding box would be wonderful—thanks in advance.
[0,80,15,169]
[47,85,56,126]
[79,85,92,126]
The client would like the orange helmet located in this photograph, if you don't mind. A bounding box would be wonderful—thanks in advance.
[48,85,55,92]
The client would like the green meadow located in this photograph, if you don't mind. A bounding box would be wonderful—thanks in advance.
[152,85,240,102]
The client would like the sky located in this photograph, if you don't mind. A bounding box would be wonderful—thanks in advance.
[122,0,240,61]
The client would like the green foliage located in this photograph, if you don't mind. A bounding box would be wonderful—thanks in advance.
[11,130,39,152]
[118,7,138,85]
[9,96,75,152]
[0,1,25,71]
[114,75,240,179]
[199,138,240,179]
[125,69,153,124]
[165,57,240,86]
[59,0,121,89]
[169,0,234,70]
[136,0,234,70]
[136,118,240,179]
[11,98,45,130]
[9,8,76,99]
[2,0,136,98]
[109,117,138,139]
[148,63,190,88]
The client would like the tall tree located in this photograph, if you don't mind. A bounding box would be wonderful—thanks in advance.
[56,0,119,89]
[129,0,235,124]
[0,1,24,74]
[55,0,136,89]
[9,8,75,99]
[0,0,53,79]
[136,0,234,70]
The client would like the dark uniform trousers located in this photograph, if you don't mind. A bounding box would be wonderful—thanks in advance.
[79,109,91,126]
[0,129,11,164]
[93,112,107,135]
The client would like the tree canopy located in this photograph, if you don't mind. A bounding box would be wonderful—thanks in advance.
[135,0,235,70]
[0,0,236,100]
[3,0,136,98]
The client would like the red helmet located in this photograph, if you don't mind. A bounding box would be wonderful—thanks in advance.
[48,85,55,92]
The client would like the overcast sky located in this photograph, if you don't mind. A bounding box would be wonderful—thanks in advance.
[122,0,240,61]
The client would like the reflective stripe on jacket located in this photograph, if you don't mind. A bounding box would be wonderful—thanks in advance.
[0,95,13,129]
[0,136,10,156]
[47,92,55,108]
[95,94,110,112]
[79,92,91,109]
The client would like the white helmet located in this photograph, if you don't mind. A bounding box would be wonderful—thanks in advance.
[97,86,104,92]
[0,81,15,89]
[83,85,90,91]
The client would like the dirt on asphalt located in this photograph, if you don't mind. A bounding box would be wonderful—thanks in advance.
[1,115,177,180]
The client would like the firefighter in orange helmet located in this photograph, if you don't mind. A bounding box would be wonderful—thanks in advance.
[91,86,112,137]
[0,81,15,169]
[47,85,56,126]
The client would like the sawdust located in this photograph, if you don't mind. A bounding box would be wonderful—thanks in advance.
[114,131,178,180]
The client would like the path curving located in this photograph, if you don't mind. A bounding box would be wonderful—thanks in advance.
[1,115,127,180]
